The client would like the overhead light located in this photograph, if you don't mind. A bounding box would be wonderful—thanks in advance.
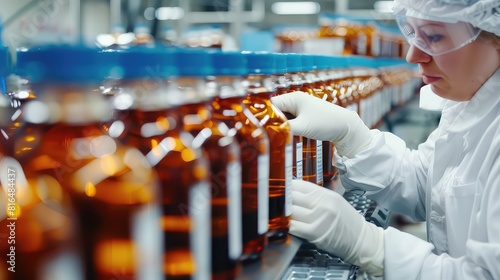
[156,7,185,20]
[374,1,394,13]
[271,2,321,15]
[144,7,156,20]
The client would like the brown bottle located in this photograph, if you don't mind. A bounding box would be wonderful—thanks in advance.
[175,49,242,279]
[273,54,303,182]
[12,46,161,280]
[111,47,212,280]
[242,52,292,241]
[291,54,324,186]
[310,55,338,186]
[1,69,79,280]
[210,52,270,262]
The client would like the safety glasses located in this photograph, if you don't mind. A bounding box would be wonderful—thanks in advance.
[396,13,482,56]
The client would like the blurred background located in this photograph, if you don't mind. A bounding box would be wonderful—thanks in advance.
[0,0,399,53]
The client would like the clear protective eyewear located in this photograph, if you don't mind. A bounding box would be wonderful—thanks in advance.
[396,14,482,56]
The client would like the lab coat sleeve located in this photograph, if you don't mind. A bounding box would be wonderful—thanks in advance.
[336,128,440,221]
[383,138,500,280]
[383,121,500,280]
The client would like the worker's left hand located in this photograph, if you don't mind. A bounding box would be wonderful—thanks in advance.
[290,179,384,276]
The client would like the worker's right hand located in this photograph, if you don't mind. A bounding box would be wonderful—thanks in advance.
[290,179,384,276]
[271,91,373,158]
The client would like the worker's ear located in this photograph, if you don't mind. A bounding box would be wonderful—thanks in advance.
[479,32,500,50]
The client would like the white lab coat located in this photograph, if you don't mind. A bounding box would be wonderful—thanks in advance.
[337,68,500,279]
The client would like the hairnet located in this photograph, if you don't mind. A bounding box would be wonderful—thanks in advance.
[392,0,500,37]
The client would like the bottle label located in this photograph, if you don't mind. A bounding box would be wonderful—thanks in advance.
[357,33,367,55]
[132,204,163,280]
[284,144,293,216]
[189,182,211,280]
[257,154,270,234]
[371,34,380,57]
[227,161,243,260]
[41,251,84,280]
[360,98,368,126]
[316,140,323,185]
[303,38,345,56]
[346,103,359,114]
[295,141,303,180]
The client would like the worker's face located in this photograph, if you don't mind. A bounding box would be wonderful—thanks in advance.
[404,20,500,101]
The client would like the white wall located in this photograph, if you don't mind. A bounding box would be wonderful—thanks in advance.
[0,0,111,49]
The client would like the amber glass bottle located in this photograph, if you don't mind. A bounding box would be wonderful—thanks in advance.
[174,49,242,279]
[317,14,365,55]
[0,47,12,155]
[111,47,212,280]
[346,56,374,128]
[298,54,324,187]
[309,55,337,186]
[242,52,292,241]
[210,52,270,262]
[283,53,322,186]
[272,53,303,183]
[13,45,161,280]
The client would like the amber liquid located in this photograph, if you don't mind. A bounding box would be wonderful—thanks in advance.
[313,79,337,183]
[276,87,303,181]
[243,92,292,241]
[12,122,158,280]
[120,108,211,280]
[288,83,323,186]
[0,171,74,280]
[178,102,242,279]
[211,96,269,262]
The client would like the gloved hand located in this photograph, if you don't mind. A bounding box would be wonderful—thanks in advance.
[271,91,373,158]
[290,179,384,276]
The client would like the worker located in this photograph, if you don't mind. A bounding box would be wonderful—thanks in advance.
[271,0,500,278]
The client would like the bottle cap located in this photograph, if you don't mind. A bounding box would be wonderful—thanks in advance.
[115,46,177,79]
[210,51,247,76]
[285,53,302,73]
[274,53,287,74]
[244,51,275,75]
[174,48,214,77]
[313,55,331,71]
[0,46,9,78]
[15,45,119,84]
[301,54,315,72]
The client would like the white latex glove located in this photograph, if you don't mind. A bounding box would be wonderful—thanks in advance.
[271,91,373,158]
[290,179,384,276]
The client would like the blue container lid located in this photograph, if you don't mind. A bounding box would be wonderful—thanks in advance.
[284,53,302,73]
[174,48,214,76]
[313,55,332,71]
[328,55,348,69]
[15,45,119,84]
[345,55,376,68]
[210,51,247,76]
[376,57,409,68]
[243,52,275,75]
[115,46,177,79]
[0,47,9,78]
[301,54,315,71]
[274,53,287,74]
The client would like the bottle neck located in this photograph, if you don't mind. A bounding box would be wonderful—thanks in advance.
[208,75,246,99]
[111,78,183,111]
[176,76,211,104]
[24,83,112,125]
[272,74,289,91]
[244,74,276,95]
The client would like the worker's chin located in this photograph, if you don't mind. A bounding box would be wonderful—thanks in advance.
[429,84,446,99]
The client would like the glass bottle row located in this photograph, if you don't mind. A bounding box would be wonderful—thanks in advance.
[0,45,417,280]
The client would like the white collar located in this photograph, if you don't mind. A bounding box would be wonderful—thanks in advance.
[419,68,500,133]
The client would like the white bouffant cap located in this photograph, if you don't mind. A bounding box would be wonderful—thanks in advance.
[392,0,500,36]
